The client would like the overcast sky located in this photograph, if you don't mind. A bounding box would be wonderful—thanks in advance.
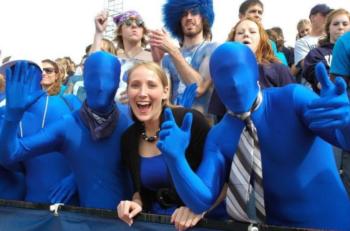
[0,0,349,64]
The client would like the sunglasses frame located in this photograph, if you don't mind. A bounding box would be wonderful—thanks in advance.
[42,67,56,74]
[123,18,144,27]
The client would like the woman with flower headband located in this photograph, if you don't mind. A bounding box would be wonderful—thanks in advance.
[91,10,152,104]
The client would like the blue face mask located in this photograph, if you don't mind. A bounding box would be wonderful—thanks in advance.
[83,52,121,113]
[210,42,259,113]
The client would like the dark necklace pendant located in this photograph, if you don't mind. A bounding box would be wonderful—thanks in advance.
[141,132,158,143]
[146,136,156,142]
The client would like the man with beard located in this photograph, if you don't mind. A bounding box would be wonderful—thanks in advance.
[149,0,217,117]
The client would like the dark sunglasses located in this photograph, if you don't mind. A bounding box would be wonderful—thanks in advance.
[43,67,56,74]
[182,7,200,17]
[124,18,144,27]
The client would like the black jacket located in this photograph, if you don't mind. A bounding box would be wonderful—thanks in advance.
[121,107,210,211]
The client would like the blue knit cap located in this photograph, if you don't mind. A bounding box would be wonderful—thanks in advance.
[162,0,214,40]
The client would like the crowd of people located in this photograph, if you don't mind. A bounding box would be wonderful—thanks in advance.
[1,0,350,230]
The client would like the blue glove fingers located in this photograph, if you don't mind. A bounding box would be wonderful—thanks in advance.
[5,68,12,92]
[25,65,36,86]
[180,112,193,132]
[184,83,197,97]
[62,189,75,204]
[188,83,197,98]
[334,77,347,95]
[160,121,175,130]
[56,187,73,204]
[22,62,31,86]
[49,185,62,203]
[164,107,175,122]
[305,107,348,122]
[12,62,22,83]
[156,140,165,152]
[308,97,345,109]
[50,184,75,204]
[181,83,197,108]
[19,62,30,89]
[158,129,170,140]
[309,119,345,130]
[316,62,333,94]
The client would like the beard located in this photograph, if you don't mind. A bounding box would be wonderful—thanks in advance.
[182,22,203,38]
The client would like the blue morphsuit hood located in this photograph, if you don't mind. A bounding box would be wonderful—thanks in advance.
[209,42,259,113]
[84,52,121,113]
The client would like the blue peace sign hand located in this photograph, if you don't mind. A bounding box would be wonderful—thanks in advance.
[157,108,193,162]
[177,83,198,108]
[5,61,45,122]
[304,62,350,130]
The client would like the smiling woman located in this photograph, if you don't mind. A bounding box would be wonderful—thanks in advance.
[41,59,62,96]
[118,61,211,230]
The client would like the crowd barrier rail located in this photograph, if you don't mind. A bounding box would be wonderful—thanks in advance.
[0,199,318,231]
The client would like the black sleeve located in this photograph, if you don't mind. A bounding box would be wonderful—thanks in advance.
[275,63,296,86]
[303,48,326,93]
[260,63,295,88]
[208,89,227,117]
[121,128,140,193]
[185,108,211,170]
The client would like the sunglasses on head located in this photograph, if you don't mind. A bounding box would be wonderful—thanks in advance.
[123,18,144,27]
[43,67,56,74]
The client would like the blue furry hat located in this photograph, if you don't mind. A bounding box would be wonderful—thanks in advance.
[162,0,214,40]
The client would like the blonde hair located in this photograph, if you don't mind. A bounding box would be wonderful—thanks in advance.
[296,19,311,39]
[127,61,171,106]
[101,38,118,55]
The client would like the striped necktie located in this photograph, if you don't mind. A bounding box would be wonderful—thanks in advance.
[226,92,266,223]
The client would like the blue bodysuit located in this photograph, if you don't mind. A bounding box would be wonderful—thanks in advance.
[330,31,350,77]
[0,52,133,209]
[0,103,25,200]
[19,94,81,203]
[0,61,80,203]
[157,42,350,230]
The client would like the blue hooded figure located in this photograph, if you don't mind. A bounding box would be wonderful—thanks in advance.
[0,51,133,209]
[0,60,81,204]
[156,42,350,230]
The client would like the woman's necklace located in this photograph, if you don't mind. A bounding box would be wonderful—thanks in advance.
[141,124,160,143]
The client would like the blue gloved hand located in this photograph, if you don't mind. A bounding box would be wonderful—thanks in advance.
[157,108,192,162]
[177,83,197,108]
[49,174,77,204]
[5,61,45,122]
[304,62,350,130]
